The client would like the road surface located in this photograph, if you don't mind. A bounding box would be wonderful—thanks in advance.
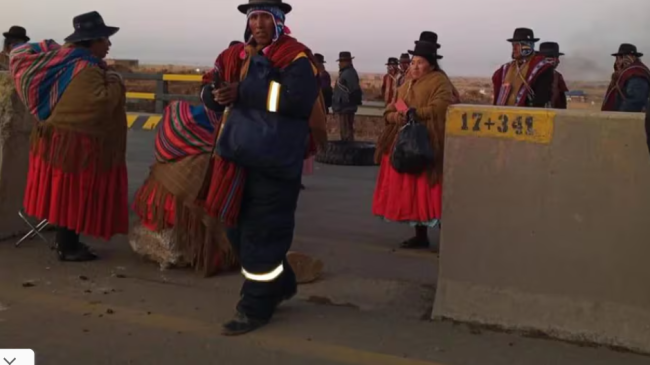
[0,130,647,365]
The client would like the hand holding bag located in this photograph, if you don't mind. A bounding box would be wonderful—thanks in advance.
[390,108,435,174]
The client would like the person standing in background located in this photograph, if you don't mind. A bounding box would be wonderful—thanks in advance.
[381,57,399,105]
[539,42,568,109]
[396,53,411,89]
[602,44,650,113]
[492,28,554,107]
[373,31,455,250]
[332,51,362,141]
[315,53,332,114]
[0,26,30,70]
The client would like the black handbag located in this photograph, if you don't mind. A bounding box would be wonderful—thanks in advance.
[390,108,435,174]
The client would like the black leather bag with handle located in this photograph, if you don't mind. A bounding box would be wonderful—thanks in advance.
[390,108,435,174]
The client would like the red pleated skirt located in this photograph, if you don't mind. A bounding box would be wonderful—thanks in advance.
[23,137,129,240]
[372,154,442,225]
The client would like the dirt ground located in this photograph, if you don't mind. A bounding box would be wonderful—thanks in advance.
[0,131,648,365]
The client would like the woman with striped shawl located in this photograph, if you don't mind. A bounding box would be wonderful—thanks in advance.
[131,101,238,276]
[10,11,127,262]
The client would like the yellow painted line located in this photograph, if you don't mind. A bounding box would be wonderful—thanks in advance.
[126,92,156,100]
[3,286,446,365]
[162,74,203,82]
[446,106,555,144]
[126,114,138,128]
[142,115,162,130]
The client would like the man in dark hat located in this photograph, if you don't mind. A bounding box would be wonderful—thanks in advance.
[1,26,30,70]
[492,28,554,107]
[539,42,568,109]
[314,53,332,113]
[332,51,362,141]
[602,44,650,112]
[200,0,328,336]
[396,53,411,89]
[381,57,399,105]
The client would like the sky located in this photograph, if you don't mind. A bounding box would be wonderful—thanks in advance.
[4,0,650,80]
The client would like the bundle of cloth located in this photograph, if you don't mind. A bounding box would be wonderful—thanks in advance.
[131,100,238,276]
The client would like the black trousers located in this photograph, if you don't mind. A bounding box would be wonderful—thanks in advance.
[55,226,80,251]
[226,169,301,321]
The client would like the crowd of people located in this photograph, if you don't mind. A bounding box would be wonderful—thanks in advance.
[1,0,649,336]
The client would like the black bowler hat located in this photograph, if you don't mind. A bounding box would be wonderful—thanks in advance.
[539,42,564,57]
[337,51,354,61]
[386,57,398,65]
[238,0,292,14]
[612,43,643,57]
[413,31,441,49]
[314,53,326,63]
[3,26,29,42]
[64,11,119,43]
[507,28,539,42]
[408,31,443,60]
[399,53,410,62]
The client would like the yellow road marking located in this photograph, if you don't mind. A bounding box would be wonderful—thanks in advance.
[126,114,138,128]
[162,74,203,82]
[2,286,445,365]
[126,92,156,100]
[447,105,555,144]
[142,115,162,130]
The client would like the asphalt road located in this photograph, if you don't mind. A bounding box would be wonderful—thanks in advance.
[0,130,648,365]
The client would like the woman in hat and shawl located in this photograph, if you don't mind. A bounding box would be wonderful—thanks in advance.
[1,26,29,70]
[373,31,457,250]
[10,11,128,261]
[199,0,327,335]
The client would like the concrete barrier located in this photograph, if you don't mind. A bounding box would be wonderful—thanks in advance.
[0,72,35,240]
[433,104,650,353]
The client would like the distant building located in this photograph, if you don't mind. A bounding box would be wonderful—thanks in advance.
[566,90,587,102]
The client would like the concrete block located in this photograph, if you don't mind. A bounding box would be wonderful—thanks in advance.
[433,105,650,353]
[0,72,35,241]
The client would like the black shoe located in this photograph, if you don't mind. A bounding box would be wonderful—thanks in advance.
[400,236,430,249]
[221,312,269,336]
[56,242,98,262]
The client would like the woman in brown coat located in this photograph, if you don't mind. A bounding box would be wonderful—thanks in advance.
[372,31,456,250]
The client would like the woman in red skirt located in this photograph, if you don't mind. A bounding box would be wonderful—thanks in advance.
[11,11,127,261]
[372,31,457,249]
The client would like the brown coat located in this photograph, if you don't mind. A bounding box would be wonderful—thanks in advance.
[376,70,455,185]
[32,66,127,172]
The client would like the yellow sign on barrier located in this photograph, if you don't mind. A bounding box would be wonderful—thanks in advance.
[446,107,555,144]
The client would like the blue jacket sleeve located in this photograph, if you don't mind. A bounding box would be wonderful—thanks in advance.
[620,77,650,112]
[237,56,319,119]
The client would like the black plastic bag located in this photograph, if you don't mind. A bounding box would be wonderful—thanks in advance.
[390,109,435,174]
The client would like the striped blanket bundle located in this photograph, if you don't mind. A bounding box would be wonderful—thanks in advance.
[10,39,101,121]
[155,101,220,163]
